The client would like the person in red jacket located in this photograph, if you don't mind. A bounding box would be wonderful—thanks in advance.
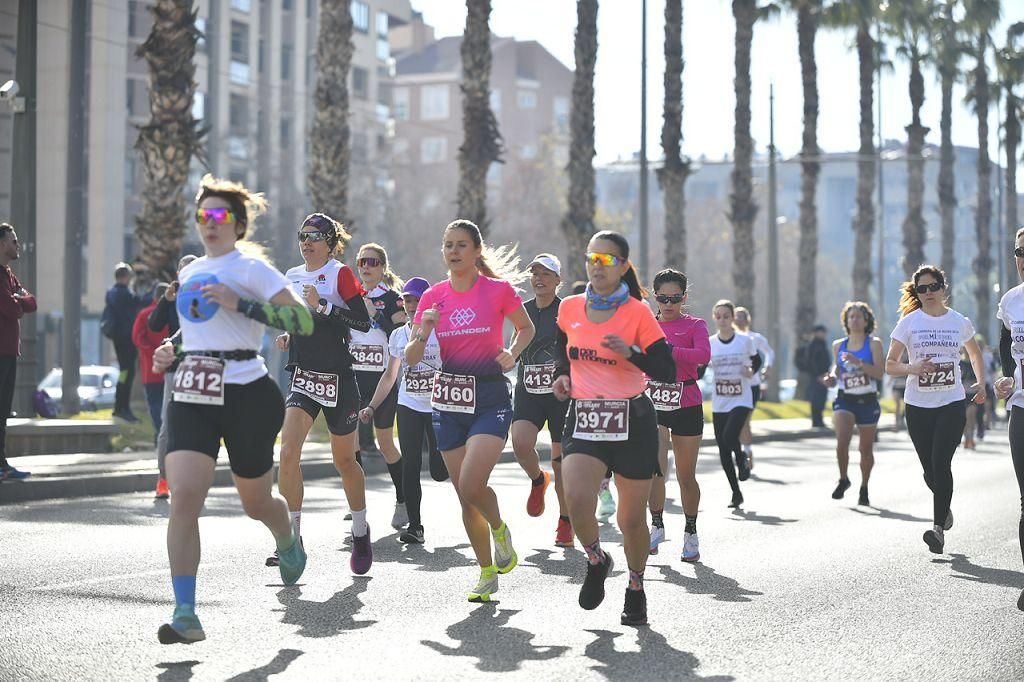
[133,284,170,497]
[0,223,37,481]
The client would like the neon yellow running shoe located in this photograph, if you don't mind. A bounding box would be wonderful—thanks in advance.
[491,522,518,574]
[468,566,499,603]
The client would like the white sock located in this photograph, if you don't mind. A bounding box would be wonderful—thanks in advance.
[290,511,301,537]
[351,508,368,537]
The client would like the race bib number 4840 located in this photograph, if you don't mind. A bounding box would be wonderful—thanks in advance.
[572,399,629,442]
[172,356,226,405]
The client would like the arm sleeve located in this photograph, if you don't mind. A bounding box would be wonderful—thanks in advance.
[751,354,764,373]
[324,266,372,332]
[553,328,570,379]
[148,297,172,331]
[377,293,401,336]
[1000,324,1015,377]
[627,338,676,382]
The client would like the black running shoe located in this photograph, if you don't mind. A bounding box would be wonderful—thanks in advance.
[736,451,750,482]
[579,551,613,610]
[620,589,648,626]
[1018,588,1023,612]
[729,490,744,508]
[831,479,851,499]
[265,550,279,567]
[400,526,425,544]
[923,527,944,554]
[858,486,869,506]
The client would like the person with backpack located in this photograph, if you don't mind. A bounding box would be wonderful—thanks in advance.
[103,262,146,422]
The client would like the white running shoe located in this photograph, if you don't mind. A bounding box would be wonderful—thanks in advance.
[391,502,409,529]
[649,525,666,555]
[597,488,616,522]
[681,532,700,562]
[491,522,518,574]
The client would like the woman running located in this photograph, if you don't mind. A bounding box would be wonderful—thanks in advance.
[553,230,675,627]
[152,174,314,644]
[510,254,572,546]
[886,264,986,554]
[646,269,709,562]
[405,219,535,602]
[359,276,448,545]
[708,300,759,509]
[822,301,884,505]
[266,213,374,573]
[993,227,1024,611]
[351,243,408,528]
[734,306,774,469]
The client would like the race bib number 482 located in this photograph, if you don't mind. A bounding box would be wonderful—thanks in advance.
[172,356,226,405]
[572,399,629,442]
[647,381,683,411]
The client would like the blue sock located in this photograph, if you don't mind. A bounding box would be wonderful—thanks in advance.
[171,575,196,608]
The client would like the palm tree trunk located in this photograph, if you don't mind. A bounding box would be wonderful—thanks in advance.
[902,54,929,278]
[851,21,875,301]
[795,4,820,339]
[457,0,503,234]
[730,0,758,309]
[560,0,599,283]
[938,50,956,304]
[658,0,690,272]
[973,35,992,341]
[133,0,204,289]
[309,0,354,228]
[1006,98,1020,281]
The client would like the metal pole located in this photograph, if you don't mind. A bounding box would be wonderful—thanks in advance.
[639,0,649,278]
[10,0,38,417]
[62,0,88,416]
[876,28,885,327]
[766,84,780,403]
[996,96,1005,296]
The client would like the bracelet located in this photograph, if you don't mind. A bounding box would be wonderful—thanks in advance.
[367,404,377,413]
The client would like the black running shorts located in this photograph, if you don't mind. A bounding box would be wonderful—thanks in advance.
[561,394,660,480]
[355,369,398,429]
[656,403,704,437]
[286,369,360,436]
[512,384,570,444]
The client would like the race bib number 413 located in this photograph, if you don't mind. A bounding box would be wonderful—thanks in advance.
[172,356,226,405]
[522,364,555,394]
[572,399,629,442]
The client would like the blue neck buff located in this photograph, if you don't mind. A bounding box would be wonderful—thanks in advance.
[586,282,630,310]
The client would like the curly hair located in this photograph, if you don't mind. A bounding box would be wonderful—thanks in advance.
[840,300,876,335]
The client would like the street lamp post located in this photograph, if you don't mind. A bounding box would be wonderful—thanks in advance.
[639,0,649,279]
[766,85,781,403]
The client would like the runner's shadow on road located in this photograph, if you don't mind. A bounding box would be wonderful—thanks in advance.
[525,548,625,585]
[369,542,476,572]
[275,577,376,637]
[652,563,763,603]
[728,508,798,526]
[599,523,624,544]
[747,473,788,486]
[933,553,1024,590]
[583,629,733,681]
[848,506,930,524]
[225,649,303,681]
[421,605,569,672]
[156,660,200,681]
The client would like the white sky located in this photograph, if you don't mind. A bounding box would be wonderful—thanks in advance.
[411,0,1022,179]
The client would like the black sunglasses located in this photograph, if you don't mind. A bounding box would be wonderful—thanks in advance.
[297,231,328,243]
[915,282,944,294]
[1015,246,1024,258]
[655,294,684,304]
[358,257,383,268]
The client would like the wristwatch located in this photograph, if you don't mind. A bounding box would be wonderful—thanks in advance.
[316,297,328,315]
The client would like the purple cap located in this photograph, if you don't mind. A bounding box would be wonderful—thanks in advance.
[402,277,430,298]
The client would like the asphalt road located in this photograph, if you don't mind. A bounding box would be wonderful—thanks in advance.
[1,427,1022,681]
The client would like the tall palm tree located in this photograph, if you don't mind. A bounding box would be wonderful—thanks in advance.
[457,0,503,233]
[560,0,599,283]
[996,22,1024,279]
[826,0,878,302]
[134,0,205,288]
[658,0,690,271]
[309,0,355,230]
[884,0,937,278]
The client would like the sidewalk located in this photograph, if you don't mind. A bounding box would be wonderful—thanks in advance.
[0,415,897,503]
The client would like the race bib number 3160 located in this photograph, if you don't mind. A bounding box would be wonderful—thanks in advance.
[431,373,477,413]
[172,356,226,405]
[572,399,629,442]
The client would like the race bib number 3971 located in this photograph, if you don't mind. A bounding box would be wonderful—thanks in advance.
[172,356,226,405]
[572,399,629,442]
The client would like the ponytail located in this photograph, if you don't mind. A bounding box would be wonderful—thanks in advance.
[591,230,648,300]
[898,264,946,318]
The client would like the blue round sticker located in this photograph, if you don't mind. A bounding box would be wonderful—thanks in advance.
[177,274,221,323]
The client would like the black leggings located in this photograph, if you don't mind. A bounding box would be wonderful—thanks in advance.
[1006,407,1024,569]
[713,408,750,494]
[396,404,445,529]
[905,401,966,527]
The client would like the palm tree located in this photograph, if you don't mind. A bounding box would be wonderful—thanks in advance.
[826,0,878,302]
[996,22,1024,283]
[560,0,599,283]
[309,0,355,230]
[658,0,690,271]
[883,0,937,278]
[457,0,503,233]
[133,0,205,288]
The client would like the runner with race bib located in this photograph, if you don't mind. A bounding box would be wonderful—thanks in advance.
[646,269,709,561]
[734,306,774,470]
[553,231,676,627]
[153,175,314,644]
[406,220,535,603]
[886,265,986,555]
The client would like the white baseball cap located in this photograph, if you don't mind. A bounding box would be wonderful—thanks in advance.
[528,254,561,277]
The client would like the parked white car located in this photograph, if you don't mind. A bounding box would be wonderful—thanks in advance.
[38,365,119,411]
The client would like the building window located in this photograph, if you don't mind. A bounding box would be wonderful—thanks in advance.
[282,0,293,10]
[192,91,206,122]
[231,21,249,62]
[230,61,250,85]
[392,87,409,120]
[517,90,537,109]
[352,66,369,100]
[281,119,291,149]
[282,45,293,80]
[520,144,537,159]
[376,11,389,37]
[307,0,315,18]
[195,17,207,50]
[227,135,249,159]
[126,79,136,116]
[352,1,369,33]
[231,0,252,12]
[128,1,145,39]
[376,38,390,61]
[258,39,264,73]
[489,89,501,113]
[229,94,248,131]
[554,96,569,134]
[421,137,447,164]
[421,84,449,121]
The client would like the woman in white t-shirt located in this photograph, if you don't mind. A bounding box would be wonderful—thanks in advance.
[886,265,986,556]
[151,175,314,645]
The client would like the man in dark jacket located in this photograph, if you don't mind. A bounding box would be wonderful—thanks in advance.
[806,324,832,428]
[0,223,37,480]
[105,262,145,422]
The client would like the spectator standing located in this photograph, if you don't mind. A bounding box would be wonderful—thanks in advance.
[133,283,170,495]
[0,223,37,480]
[807,324,832,428]
[103,262,145,422]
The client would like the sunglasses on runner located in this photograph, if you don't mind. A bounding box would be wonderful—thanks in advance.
[655,294,684,304]
[297,231,328,243]
[585,252,626,267]
[357,257,383,268]
[1015,246,1024,258]
[196,207,236,225]
[915,282,944,294]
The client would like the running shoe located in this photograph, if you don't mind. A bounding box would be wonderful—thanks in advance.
[943,509,954,531]
[681,532,700,563]
[468,566,499,603]
[526,471,551,517]
[391,502,409,530]
[597,488,616,522]
[155,477,170,500]
[923,526,945,554]
[579,551,613,610]
[736,451,751,482]
[399,526,425,544]
[858,486,869,506]
[157,604,205,645]
[620,589,648,627]
[729,490,744,508]
[492,522,518,574]
[831,478,851,499]
[0,465,30,480]
[265,549,280,567]
[113,409,141,424]
[554,517,574,548]
[747,448,755,471]
[278,534,307,585]
[648,525,666,555]
[351,526,373,575]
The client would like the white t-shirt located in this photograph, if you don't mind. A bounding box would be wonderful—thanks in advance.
[890,308,976,408]
[744,330,775,387]
[285,259,349,308]
[176,249,291,384]
[997,283,1024,410]
[709,332,755,413]
[389,324,441,413]
[350,284,396,371]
